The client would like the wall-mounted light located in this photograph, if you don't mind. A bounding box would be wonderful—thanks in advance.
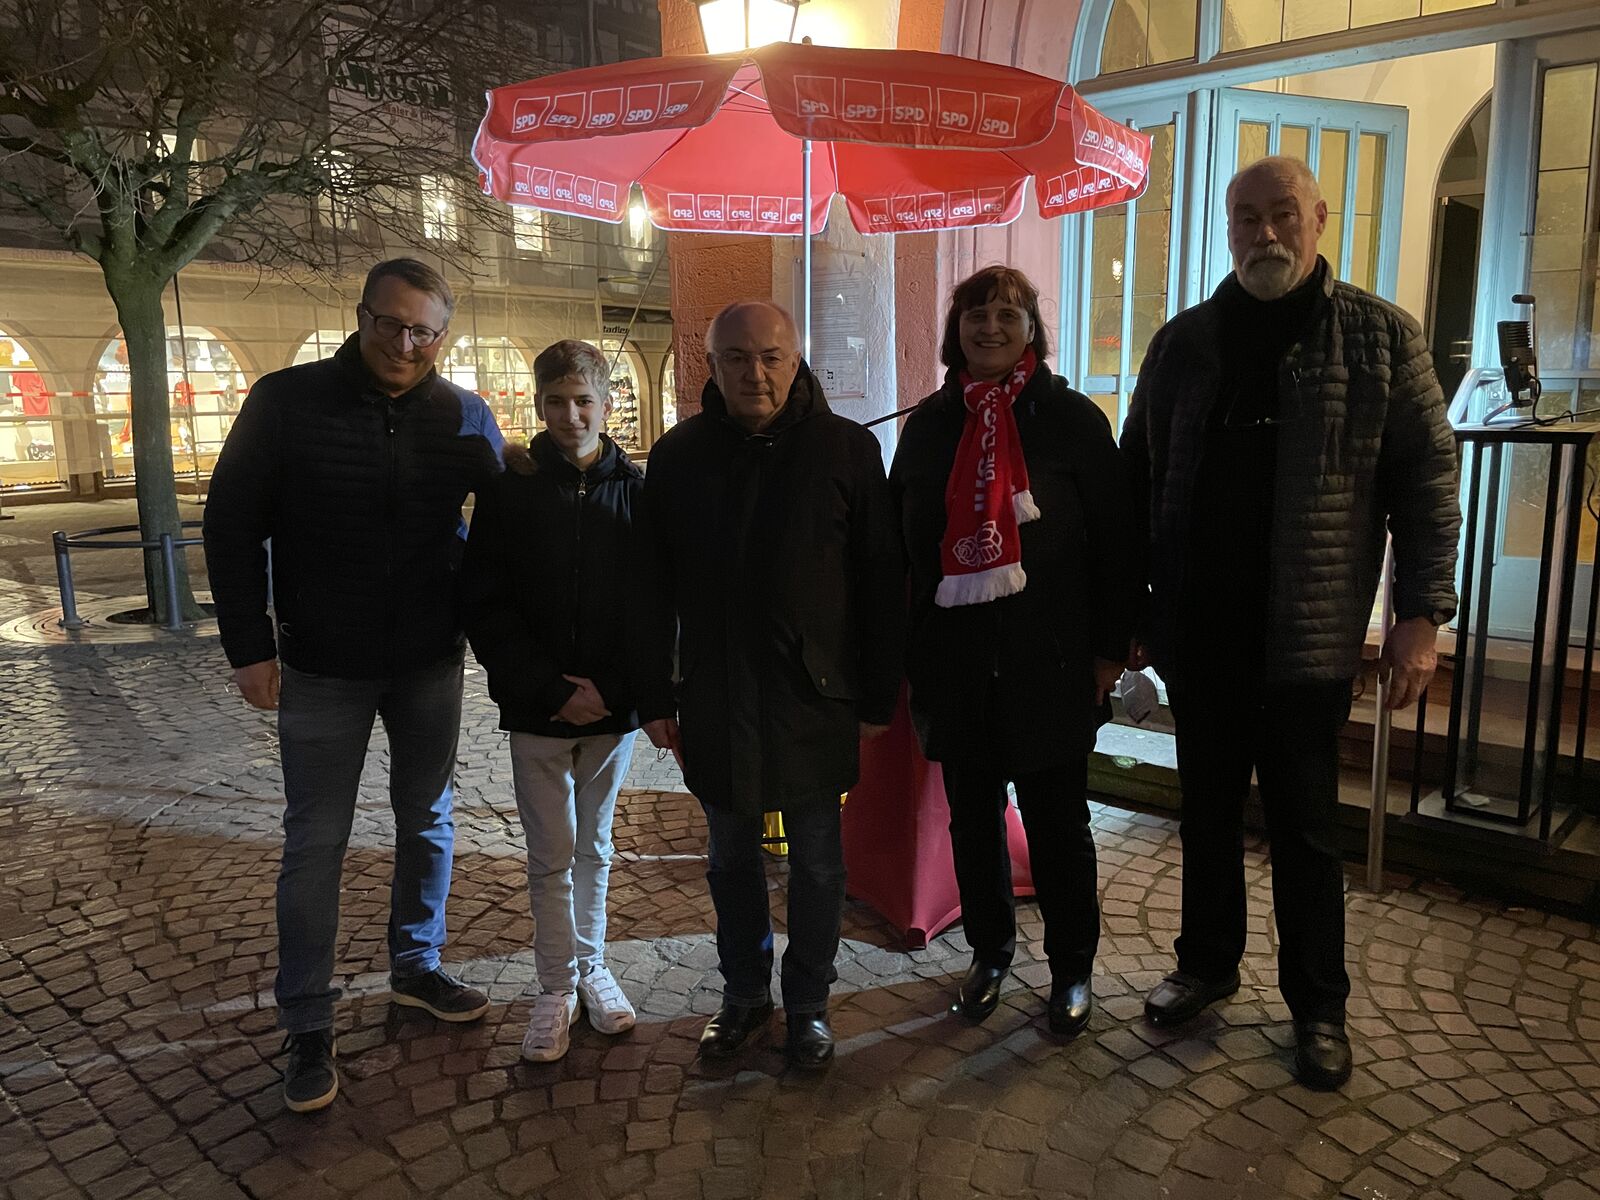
[694,0,806,54]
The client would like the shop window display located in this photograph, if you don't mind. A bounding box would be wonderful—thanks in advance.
[93,329,249,480]
[601,339,642,451]
[0,331,54,486]
[440,335,537,437]
[661,353,678,433]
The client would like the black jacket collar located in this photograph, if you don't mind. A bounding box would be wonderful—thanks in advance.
[699,361,830,436]
[528,430,637,482]
[333,333,440,405]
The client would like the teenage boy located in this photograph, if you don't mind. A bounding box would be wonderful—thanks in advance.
[462,339,644,1062]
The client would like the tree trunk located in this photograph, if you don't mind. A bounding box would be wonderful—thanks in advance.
[105,272,204,624]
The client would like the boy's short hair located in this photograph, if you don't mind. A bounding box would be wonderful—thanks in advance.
[534,339,610,398]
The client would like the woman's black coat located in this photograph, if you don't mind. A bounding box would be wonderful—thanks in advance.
[889,366,1138,773]
[635,365,906,815]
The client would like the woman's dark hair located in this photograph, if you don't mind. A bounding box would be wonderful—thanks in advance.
[939,265,1051,371]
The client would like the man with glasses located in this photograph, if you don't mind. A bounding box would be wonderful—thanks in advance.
[205,258,503,1113]
[1121,156,1460,1090]
[635,300,903,1068]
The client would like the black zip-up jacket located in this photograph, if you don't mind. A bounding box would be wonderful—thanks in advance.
[461,432,643,737]
[1122,259,1460,686]
[203,335,503,679]
[634,365,906,813]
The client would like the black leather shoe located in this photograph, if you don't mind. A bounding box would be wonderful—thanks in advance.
[697,1000,774,1060]
[1143,969,1241,1027]
[1047,977,1093,1037]
[785,1013,835,1068]
[1295,1021,1352,1090]
[956,960,1007,1021]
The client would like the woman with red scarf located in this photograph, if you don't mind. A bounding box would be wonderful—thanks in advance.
[889,266,1137,1036]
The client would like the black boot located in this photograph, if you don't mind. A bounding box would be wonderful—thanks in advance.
[785,1012,835,1068]
[698,1000,774,1059]
[1294,1021,1352,1090]
[1046,977,1092,1037]
[955,959,1007,1021]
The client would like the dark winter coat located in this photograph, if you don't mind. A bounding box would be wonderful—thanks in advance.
[1121,260,1460,686]
[203,335,504,679]
[461,432,643,737]
[890,366,1138,772]
[635,365,906,815]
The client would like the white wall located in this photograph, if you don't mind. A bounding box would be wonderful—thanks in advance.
[1251,45,1494,320]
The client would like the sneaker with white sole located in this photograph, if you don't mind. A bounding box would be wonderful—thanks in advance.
[576,965,636,1035]
[521,991,578,1063]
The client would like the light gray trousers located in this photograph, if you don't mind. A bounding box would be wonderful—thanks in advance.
[509,730,637,993]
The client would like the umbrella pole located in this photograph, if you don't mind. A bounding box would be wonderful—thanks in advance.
[802,136,812,361]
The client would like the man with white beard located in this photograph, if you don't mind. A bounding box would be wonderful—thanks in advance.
[1120,156,1460,1089]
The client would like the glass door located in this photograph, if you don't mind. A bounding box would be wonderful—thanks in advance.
[1210,88,1409,299]
[1489,56,1600,640]
[1076,98,1185,436]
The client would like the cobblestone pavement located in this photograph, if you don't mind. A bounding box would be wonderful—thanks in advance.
[1,520,1599,1199]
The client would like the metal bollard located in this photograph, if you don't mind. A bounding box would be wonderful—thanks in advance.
[160,532,183,631]
[53,531,83,630]
[1366,542,1396,893]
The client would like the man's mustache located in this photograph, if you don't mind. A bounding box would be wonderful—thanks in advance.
[1248,245,1296,267]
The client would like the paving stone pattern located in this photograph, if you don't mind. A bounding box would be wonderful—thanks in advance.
[2,562,1600,1197]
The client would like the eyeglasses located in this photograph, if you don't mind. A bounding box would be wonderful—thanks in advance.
[359,303,444,348]
[712,350,792,372]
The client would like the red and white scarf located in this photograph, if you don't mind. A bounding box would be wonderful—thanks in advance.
[935,348,1041,608]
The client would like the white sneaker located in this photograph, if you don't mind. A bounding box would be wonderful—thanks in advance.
[521,991,578,1063]
[576,965,636,1034]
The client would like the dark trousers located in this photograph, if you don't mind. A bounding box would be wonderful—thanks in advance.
[700,799,845,1016]
[274,653,464,1033]
[1168,676,1353,1025]
[941,756,1099,982]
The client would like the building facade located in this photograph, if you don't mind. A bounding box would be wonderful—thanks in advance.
[0,0,676,499]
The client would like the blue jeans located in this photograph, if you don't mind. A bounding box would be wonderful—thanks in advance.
[274,653,464,1033]
[701,799,845,1017]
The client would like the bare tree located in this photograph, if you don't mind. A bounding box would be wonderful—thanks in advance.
[0,0,544,620]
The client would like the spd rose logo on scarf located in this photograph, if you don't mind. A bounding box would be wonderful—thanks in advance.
[935,347,1041,607]
[952,521,1005,568]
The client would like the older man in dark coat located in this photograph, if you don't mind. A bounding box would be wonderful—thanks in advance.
[1122,156,1460,1090]
[636,300,904,1067]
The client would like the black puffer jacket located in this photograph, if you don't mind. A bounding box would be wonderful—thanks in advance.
[891,367,1137,771]
[635,365,906,814]
[1121,261,1460,685]
[461,432,642,737]
[203,336,503,678]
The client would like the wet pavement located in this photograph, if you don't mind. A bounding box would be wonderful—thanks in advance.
[1,499,1598,1200]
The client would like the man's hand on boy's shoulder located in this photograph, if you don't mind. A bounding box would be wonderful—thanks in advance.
[556,675,610,725]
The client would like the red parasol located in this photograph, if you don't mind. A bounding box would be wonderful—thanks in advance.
[473,42,1150,237]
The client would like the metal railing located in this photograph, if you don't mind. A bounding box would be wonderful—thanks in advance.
[52,522,203,632]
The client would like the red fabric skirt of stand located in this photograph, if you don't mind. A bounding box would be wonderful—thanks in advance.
[842,684,1035,949]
